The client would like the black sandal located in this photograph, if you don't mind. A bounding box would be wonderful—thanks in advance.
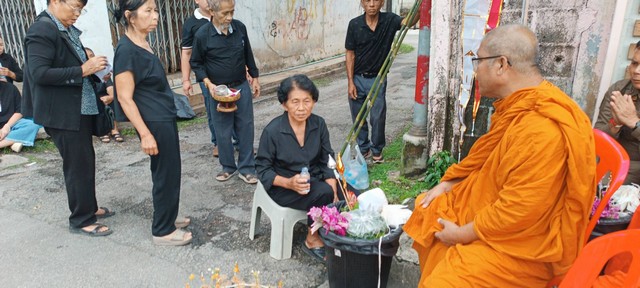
[69,223,113,237]
[112,133,124,142]
[301,242,326,262]
[95,207,116,219]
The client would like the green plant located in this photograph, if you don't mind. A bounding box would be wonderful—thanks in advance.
[424,151,457,190]
[398,43,414,54]
[367,126,431,203]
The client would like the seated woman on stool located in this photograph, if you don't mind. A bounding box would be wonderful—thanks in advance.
[256,74,338,262]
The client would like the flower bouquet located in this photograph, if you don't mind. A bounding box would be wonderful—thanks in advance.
[592,184,640,235]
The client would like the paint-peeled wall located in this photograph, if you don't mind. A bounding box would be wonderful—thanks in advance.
[234,0,362,73]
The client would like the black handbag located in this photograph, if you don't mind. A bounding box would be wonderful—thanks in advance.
[92,102,114,137]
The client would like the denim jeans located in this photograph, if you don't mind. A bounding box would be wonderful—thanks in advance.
[348,75,387,155]
[199,82,217,145]
[212,80,255,175]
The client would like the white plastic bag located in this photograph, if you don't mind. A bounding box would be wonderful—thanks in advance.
[611,184,640,213]
[357,188,388,213]
[343,143,369,190]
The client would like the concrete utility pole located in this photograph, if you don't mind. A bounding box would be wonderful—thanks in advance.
[401,0,431,176]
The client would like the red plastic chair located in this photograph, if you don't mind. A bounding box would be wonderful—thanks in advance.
[559,229,640,288]
[584,129,630,244]
[547,129,630,288]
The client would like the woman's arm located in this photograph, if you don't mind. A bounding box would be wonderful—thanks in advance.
[115,71,157,155]
[0,112,23,140]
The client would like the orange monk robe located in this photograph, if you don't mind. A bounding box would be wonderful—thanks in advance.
[404,81,597,287]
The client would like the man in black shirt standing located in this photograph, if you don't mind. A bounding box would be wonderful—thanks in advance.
[191,0,261,184]
[345,0,415,163]
[181,0,219,156]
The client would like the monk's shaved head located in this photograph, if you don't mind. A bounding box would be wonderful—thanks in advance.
[481,24,540,75]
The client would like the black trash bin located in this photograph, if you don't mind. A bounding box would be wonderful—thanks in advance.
[319,201,403,288]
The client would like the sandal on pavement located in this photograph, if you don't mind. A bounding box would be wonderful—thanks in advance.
[153,228,192,246]
[216,171,236,182]
[95,207,116,219]
[112,133,124,142]
[69,223,113,237]
[175,216,191,228]
[239,173,258,184]
[301,242,326,262]
[362,150,372,159]
[100,134,111,143]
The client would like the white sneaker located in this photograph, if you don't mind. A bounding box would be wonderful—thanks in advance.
[10,143,23,153]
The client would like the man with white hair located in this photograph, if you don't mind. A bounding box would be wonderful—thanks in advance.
[190,0,261,184]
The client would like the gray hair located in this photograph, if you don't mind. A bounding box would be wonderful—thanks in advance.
[206,0,234,12]
[481,24,540,75]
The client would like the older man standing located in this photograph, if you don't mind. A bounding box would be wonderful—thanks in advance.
[190,0,260,184]
[403,24,597,287]
[595,40,640,185]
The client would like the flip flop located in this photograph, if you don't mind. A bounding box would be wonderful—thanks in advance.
[100,135,111,143]
[96,207,116,219]
[69,223,113,237]
[152,228,192,246]
[216,171,237,182]
[175,216,191,228]
[301,242,326,262]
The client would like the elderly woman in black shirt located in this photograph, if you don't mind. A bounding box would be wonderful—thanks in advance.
[0,35,23,84]
[113,0,191,246]
[256,74,337,261]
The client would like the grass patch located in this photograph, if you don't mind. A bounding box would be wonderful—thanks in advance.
[177,116,208,130]
[1,138,57,155]
[313,77,333,87]
[367,127,430,204]
[398,43,415,54]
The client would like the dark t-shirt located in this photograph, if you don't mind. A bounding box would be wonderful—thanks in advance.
[0,82,21,127]
[190,19,259,85]
[345,12,402,74]
[0,52,23,84]
[113,35,176,122]
[181,13,209,49]
[255,113,335,192]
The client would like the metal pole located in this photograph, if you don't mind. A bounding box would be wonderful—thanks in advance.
[408,0,431,137]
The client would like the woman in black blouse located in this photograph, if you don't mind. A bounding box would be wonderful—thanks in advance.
[113,0,191,246]
[256,74,337,261]
[0,35,23,84]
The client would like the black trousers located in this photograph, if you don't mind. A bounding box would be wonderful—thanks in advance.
[144,120,181,237]
[268,179,335,226]
[46,115,98,229]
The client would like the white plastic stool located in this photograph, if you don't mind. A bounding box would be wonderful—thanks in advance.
[249,182,308,259]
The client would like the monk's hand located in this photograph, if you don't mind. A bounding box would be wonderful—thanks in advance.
[610,91,640,128]
[419,181,453,208]
[434,218,461,247]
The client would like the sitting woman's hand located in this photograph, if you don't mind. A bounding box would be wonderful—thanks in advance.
[289,174,310,195]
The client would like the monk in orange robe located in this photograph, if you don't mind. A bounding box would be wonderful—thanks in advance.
[403,24,597,287]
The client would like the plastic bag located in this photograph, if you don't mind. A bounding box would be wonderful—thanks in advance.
[343,143,369,190]
[346,208,388,239]
[357,188,388,213]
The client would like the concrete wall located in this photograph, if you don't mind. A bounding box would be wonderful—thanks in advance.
[33,0,362,75]
[234,0,362,73]
[428,0,618,156]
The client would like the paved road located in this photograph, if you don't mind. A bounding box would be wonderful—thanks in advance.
[0,30,420,288]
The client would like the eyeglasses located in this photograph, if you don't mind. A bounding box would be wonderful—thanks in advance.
[63,1,87,15]
[471,55,511,71]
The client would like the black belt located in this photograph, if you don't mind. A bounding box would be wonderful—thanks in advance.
[358,73,377,79]
[220,79,245,88]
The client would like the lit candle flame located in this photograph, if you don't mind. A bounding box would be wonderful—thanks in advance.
[336,153,345,174]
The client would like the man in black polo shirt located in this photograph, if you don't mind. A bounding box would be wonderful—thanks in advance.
[345,0,415,163]
[190,0,261,184]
